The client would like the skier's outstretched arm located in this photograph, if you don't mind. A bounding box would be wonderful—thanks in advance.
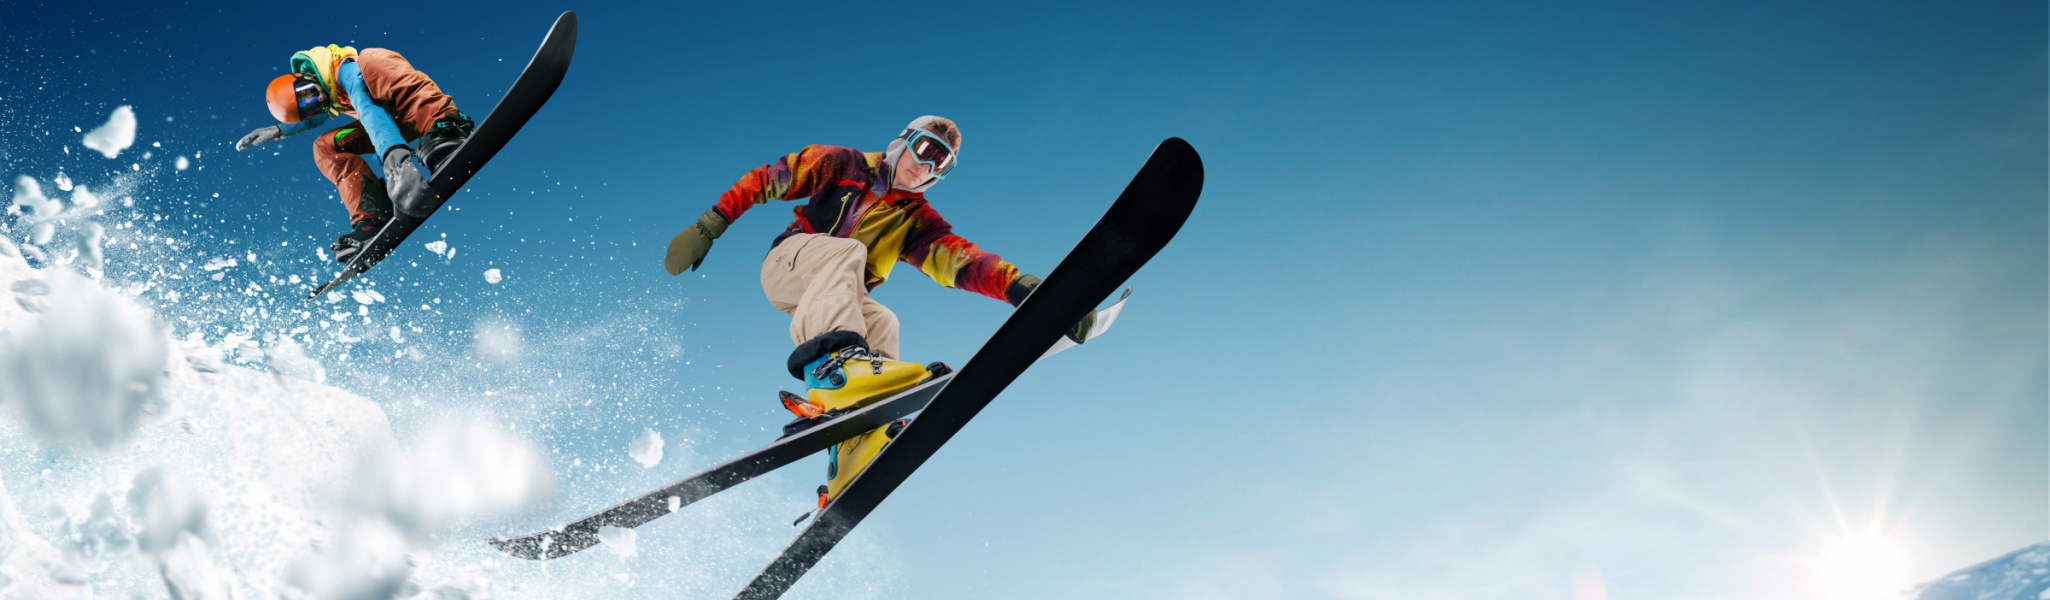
[663,146,857,275]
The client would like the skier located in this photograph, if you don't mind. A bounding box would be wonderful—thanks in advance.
[665,116,1095,511]
[232,44,474,262]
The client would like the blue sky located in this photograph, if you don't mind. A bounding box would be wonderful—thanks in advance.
[1,0,2043,598]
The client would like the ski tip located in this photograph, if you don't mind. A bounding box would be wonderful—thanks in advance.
[1154,137,1203,180]
[485,535,544,560]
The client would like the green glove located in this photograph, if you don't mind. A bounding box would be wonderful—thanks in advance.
[664,209,729,275]
[1007,274,1096,343]
[1068,308,1098,344]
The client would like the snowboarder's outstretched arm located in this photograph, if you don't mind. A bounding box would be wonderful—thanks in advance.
[664,146,867,275]
[236,112,332,151]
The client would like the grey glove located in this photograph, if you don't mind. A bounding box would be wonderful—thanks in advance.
[382,145,432,217]
[664,209,730,275]
[1007,274,1097,343]
[235,125,283,151]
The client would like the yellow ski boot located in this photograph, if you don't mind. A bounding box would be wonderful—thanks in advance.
[816,418,910,509]
[778,331,942,437]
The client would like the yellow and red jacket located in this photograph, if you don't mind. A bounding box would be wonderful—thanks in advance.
[715,145,1025,303]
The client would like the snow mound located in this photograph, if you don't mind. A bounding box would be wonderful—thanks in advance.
[0,270,170,450]
[1907,541,2050,600]
[0,249,551,599]
[82,106,137,159]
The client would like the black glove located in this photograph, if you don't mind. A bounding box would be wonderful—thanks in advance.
[1007,274,1096,343]
[382,145,432,217]
[664,209,729,275]
[236,125,283,151]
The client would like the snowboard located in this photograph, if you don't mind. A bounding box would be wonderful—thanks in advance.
[486,289,1134,561]
[732,137,1202,600]
[310,11,577,299]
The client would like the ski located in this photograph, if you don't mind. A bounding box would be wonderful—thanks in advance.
[311,11,577,299]
[732,137,1202,600]
[486,289,1134,561]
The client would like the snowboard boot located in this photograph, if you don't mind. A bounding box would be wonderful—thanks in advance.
[331,215,386,264]
[416,110,475,174]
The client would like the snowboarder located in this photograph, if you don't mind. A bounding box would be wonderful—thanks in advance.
[665,116,1094,510]
[232,44,474,263]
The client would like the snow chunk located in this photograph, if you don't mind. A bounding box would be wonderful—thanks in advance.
[175,156,190,170]
[10,176,60,220]
[349,289,384,305]
[629,428,664,468]
[422,240,448,258]
[82,106,137,159]
[53,171,72,192]
[596,525,638,558]
[483,268,502,284]
[71,184,100,210]
[0,271,170,450]
[76,222,105,270]
[199,257,237,271]
[128,468,207,555]
[157,535,233,600]
[359,419,556,534]
[266,336,325,383]
[0,236,16,260]
[285,518,410,600]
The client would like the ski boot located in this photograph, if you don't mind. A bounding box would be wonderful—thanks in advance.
[792,417,911,526]
[777,331,948,438]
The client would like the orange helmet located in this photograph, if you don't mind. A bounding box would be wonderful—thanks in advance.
[264,73,326,123]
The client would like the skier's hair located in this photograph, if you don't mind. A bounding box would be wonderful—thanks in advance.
[910,116,961,152]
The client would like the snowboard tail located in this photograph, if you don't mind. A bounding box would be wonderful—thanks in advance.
[311,11,577,299]
[732,138,1203,600]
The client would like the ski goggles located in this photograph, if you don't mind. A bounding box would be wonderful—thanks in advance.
[290,76,326,121]
[899,129,956,179]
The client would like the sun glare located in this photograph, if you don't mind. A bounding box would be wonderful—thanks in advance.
[1813,535,1907,600]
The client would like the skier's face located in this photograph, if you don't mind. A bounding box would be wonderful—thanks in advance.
[894,151,933,188]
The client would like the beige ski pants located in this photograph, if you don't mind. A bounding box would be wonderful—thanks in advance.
[760,233,901,359]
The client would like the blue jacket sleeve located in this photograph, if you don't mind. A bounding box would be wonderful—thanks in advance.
[277,112,330,137]
[337,60,407,158]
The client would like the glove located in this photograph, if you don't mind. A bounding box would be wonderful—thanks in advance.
[382,145,431,217]
[1007,274,1096,343]
[1067,308,1098,344]
[664,209,729,275]
[235,125,283,151]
